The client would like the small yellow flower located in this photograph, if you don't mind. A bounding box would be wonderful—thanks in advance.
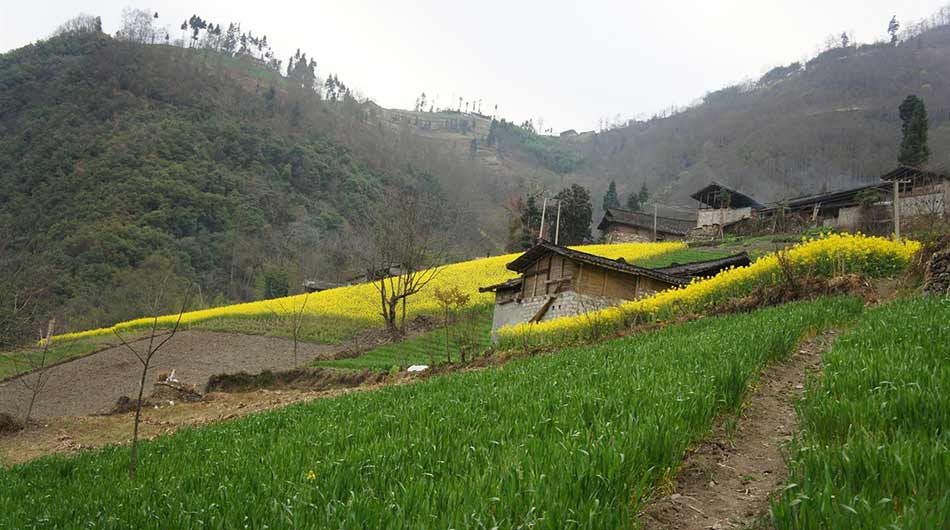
[306,470,316,481]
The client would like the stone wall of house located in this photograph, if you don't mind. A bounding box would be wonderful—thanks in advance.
[489,292,622,339]
[900,190,946,218]
[605,224,685,243]
[697,207,753,227]
[605,225,652,243]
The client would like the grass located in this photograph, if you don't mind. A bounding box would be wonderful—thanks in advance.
[315,309,493,371]
[0,296,864,529]
[772,295,950,529]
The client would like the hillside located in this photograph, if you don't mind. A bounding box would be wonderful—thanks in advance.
[563,20,950,208]
[0,29,515,335]
[6,10,950,336]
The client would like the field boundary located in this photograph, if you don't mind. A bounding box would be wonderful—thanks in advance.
[639,328,842,530]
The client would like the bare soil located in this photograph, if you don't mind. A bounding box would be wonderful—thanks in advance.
[0,330,337,419]
[639,329,839,530]
[0,383,389,466]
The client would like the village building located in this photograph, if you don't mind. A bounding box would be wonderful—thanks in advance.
[691,182,765,230]
[597,207,696,243]
[479,242,689,337]
[651,252,751,279]
[756,183,890,233]
[881,165,949,220]
[480,243,752,337]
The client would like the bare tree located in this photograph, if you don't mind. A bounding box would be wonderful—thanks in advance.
[268,292,310,368]
[11,319,67,424]
[358,191,446,338]
[112,281,187,481]
[115,7,159,44]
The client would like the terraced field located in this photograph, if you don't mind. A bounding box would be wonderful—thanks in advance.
[773,295,950,529]
[0,297,863,529]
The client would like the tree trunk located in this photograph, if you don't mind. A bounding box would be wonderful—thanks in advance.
[385,296,399,338]
[24,384,38,424]
[442,307,449,364]
[130,361,150,481]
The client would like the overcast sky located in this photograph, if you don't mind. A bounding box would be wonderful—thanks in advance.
[2,1,947,131]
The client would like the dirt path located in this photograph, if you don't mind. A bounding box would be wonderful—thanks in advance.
[639,329,839,530]
[0,331,338,418]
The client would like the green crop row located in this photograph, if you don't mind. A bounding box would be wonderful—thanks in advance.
[0,297,864,529]
[772,295,950,529]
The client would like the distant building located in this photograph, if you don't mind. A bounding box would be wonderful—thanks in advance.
[690,182,765,228]
[757,183,890,232]
[880,165,949,220]
[479,242,688,337]
[302,280,343,293]
[597,208,696,243]
[651,252,751,280]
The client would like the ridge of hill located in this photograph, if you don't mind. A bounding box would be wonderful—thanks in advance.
[562,18,950,209]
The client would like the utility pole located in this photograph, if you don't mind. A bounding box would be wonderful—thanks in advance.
[539,197,548,242]
[893,179,901,240]
[555,200,562,245]
[653,204,658,242]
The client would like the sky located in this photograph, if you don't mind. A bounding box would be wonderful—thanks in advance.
[2,0,947,132]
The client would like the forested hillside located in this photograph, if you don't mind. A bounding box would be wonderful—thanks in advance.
[560,9,950,208]
[0,23,512,334]
[6,7,950,336]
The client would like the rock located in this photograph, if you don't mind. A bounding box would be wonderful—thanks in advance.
[151,381,203,403]
[923,248,950,296]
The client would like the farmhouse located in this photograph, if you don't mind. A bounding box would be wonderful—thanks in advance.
[691,182,765,228]
[597,207,696,243]
[479,242,688,336]
[881,165,949,220]
[756,183,890,233]
[652,252,751,279]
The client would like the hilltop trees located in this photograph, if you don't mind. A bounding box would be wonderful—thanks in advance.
[898,95,929,167]
[117,8,160,44]
[888,16,900,44]
[53,14,102,36]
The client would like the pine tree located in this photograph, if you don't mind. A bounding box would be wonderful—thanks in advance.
[888,16,900,44]
[638,182,649,206]
[602,180,620,211]
[553,184,593,245]
[898,95,929,167]
[625,192,641,211]
[519,195,542,249]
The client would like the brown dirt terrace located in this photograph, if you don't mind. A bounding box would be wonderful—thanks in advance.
[0,330,336,418]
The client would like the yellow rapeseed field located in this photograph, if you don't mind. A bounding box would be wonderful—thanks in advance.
[498,233,920,347]
[56,241,686,343]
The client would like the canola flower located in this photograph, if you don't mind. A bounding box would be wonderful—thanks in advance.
[497,233,920,348]
[55,241,686,343]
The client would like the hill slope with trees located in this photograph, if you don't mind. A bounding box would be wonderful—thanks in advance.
[558,9,950,209]
[0,18,511,336]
